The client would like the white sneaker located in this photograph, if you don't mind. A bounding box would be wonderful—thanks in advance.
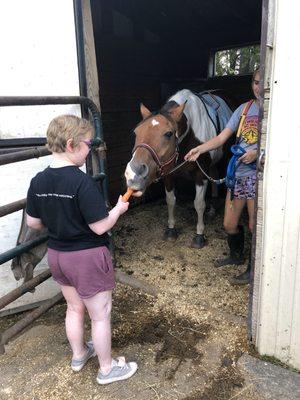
[96,357,138,385]
[71,342,96,372]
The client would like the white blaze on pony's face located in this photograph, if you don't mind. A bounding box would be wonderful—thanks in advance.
[124,102,186,196]
[151,118,160,126]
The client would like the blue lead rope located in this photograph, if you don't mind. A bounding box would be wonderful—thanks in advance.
[225,145,256,190]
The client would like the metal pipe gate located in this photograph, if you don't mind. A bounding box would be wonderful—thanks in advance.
[0,96,108,354]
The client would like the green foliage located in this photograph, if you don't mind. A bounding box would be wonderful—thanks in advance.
[215,45,260,76]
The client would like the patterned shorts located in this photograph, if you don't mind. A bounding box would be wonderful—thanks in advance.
[233,175,256,200]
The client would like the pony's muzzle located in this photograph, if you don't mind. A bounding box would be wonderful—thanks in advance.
[125,161,149,191]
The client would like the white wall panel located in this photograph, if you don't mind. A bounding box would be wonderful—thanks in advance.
[256,0,300,370]
[0,0,80,138]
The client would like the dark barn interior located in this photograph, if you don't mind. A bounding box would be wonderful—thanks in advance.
[90,0,262,201]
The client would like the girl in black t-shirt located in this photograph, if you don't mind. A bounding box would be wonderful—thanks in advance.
[26,115,138,385]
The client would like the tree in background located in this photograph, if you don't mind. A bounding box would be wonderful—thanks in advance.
[215,45,260,76]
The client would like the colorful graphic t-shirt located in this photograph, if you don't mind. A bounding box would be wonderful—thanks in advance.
[226,101,259,177]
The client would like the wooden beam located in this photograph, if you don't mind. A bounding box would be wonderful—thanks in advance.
[80,0,100,109]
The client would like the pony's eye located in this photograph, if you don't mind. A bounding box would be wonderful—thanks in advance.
[164,131,173,139]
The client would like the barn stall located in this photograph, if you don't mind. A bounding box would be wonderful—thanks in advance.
[1,0,299,398]
[89,0,261,201]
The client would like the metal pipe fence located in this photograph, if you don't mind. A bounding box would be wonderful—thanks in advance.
[0,96,108,353]
[0,199,26,218]
[0,292,64,354]
[0,147,51,166]
[0,269,52,310]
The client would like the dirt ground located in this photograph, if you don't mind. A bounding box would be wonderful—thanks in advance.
[0,198,263,400]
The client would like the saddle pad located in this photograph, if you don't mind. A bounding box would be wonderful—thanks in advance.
[197,92,233,133]
[169,89,232,163]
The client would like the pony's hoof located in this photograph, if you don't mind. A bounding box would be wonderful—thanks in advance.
[190,234,207,248]
[164,228,178,241]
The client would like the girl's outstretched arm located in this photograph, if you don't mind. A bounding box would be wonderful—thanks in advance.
[88,195,129,235]
[184,127,234,161]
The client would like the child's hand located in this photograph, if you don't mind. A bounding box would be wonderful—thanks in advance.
[239,150,257,164]
[116,195,129,215]
[184,146,202,162]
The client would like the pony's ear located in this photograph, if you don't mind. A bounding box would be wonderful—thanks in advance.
[140,103,152,119]
[168,101,187,122]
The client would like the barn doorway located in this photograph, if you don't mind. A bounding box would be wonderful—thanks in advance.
[87,0,263,307]
[89,0,262,202]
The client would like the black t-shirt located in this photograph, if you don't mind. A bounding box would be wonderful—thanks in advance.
[26,166,109,251]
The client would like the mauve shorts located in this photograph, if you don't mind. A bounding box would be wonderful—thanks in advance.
[47,246,115,298]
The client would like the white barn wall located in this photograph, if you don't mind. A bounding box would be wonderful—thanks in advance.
[0,0,81,138]
[0,0,81,313]
[256,0,300,369]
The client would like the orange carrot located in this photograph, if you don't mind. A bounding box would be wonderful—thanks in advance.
[122,188,134,202]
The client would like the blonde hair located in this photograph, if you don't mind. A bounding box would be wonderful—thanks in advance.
[46,115,94,153]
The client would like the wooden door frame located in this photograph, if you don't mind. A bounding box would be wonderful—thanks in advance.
[250,0,274,342]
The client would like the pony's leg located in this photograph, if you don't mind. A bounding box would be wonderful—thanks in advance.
[206,182,218,221]
[191,181,208,248]
[166,187,176,228]
[207,165,219,221]
[164,186,178,241]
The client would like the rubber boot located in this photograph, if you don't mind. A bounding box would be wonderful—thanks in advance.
[214,225,244,268]
[231,258,251,285]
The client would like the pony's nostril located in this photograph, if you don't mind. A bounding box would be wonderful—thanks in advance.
[130,161,149,179]
[139,163,149,178]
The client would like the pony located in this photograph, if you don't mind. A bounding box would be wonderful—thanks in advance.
[125,89,233,247]
[10,89,233,280]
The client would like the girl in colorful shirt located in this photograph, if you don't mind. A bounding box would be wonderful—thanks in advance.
[184,69,260,285]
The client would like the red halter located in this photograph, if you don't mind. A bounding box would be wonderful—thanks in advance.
[133,142,179,179]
